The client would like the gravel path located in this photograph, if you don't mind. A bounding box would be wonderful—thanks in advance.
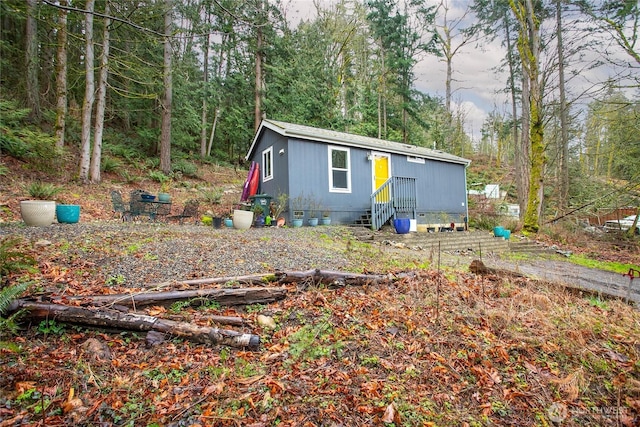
[2,222,354,290]
[486,257,639,303]
[3,222,638,304]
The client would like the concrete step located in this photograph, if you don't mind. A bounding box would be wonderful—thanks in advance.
[351,228,511,254]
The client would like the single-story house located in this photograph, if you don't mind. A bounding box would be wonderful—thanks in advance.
[245,119,471,230]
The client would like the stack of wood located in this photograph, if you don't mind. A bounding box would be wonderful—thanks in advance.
[7,269,388,350]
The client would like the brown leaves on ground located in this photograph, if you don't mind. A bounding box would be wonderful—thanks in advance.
[2,268,640,426]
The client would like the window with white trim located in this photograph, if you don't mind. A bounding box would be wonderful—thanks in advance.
[407,156,425,164]
[328,146,351,192]
[262,146,273,181]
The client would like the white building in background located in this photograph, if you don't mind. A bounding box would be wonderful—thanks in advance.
[485,184,500,199]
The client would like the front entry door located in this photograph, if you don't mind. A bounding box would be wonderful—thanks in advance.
[373,152,390,202]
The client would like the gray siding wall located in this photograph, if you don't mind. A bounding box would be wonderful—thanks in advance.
[391,156,467,224]
[249,130,467,226]
[286,137,381,224]
[250,129,289,202]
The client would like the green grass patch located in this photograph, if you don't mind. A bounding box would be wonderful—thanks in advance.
[568,253,637,274]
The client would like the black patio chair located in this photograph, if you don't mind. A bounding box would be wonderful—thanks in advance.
[167,199,199,224]
[129,189,154,220]
[110,190,130,221]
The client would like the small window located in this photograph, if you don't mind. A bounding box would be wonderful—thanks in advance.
[328,146,351,193]
[262,146,273,181]
[407,156,425,164]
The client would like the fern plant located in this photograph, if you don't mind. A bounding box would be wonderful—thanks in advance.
[0,281,30,335]
[27,182,62,200]
[0,281,29,315]
[0,237,35,336]
[0,236,37,280]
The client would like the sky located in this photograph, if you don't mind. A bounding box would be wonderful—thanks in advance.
[281,0,508,140]
[280,0,637,142]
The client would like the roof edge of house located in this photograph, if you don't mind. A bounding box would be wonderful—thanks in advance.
[247,119,471,166]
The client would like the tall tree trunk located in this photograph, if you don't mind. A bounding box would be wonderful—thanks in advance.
[200,21,210,158]
[556,0,569,211]
[90,1,111,184]
[511,0,545,234]
[159,0,173,175]
[54,0,69,148]
[207,108,220,157]
[254,3,264,132]
[79,0,95,183]
[503,12,524,218]
[520,72,531,218]
[25,0,40,122]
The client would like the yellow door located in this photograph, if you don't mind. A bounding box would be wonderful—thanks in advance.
[374,154,390,202]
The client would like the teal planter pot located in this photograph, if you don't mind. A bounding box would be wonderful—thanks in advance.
[224,218,233,228]
[308,217,319,227]
[56,204,81,224]
[493,226,505,237]
[292,218,303,228]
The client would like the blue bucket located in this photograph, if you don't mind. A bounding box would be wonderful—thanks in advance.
[56,204,80,224]
[493,226,505,237]
[503,229,511,240]
[393,218,411,234]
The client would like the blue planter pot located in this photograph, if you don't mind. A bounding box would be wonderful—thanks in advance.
[56,204,80,224]
[503,229,511,240]
[393,218,411,234]
[292,218,303,228]
[308,217,319,227]
[224,218,233,228]
[493,226,505,237]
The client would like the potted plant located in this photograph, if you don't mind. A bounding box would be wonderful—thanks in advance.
[306,195,320,226]
[20,182,61,227]
[152,172,172,202]
[252,205,265,227]
[270,193,288,226]
[320,209,331,226]
[211,204,230,229]
[291,194,305,228]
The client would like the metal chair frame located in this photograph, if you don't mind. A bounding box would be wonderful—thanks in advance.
[110,190,130,221]
[167,199,199,224]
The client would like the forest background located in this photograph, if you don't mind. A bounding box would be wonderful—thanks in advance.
[0,0,638,233]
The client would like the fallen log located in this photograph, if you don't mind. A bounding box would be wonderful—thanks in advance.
[9,301,259,349]
[149,270,388,288]
[201,315,244,326]
[279,269,390,287]
[41,286,288,308]
[148,272,285,288]
[33,269,387,308]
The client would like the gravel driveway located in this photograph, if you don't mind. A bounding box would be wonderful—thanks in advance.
[3,222,638,305]
[2,222,353,290]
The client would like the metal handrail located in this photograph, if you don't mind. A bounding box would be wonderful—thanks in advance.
[370,176,416,230]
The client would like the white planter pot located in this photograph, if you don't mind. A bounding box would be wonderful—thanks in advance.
[233,209,254,230]
[20,200,56,226]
